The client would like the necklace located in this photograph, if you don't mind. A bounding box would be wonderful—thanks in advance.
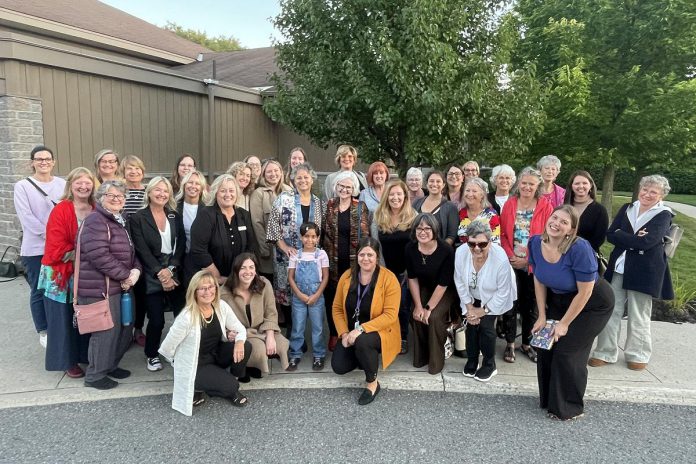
[202,310,214,324]
[421,252,427,265]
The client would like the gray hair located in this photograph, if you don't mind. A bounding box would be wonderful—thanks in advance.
[512,166,543,199]
[465,220,493,241]
[410,213,440,242]
[490,164,516,186]
[96,179,126,203]
[463,177,491,209]
[333,170,360,196]
[290,162,317,181]
[208,174,239,206]
[537,155,562,171]
[639,174,671,196]
[406,167,423,180]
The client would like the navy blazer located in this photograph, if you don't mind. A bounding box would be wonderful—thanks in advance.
[604,203,674,300]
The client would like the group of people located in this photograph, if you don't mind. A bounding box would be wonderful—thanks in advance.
[15,144,674,420]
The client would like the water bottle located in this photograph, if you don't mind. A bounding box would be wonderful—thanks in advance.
[121,291,133,326]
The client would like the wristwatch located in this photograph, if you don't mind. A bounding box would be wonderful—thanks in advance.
[356,324,364,333]
[424,304,430,311]
[483,306,490,315]
[167,265,176,275]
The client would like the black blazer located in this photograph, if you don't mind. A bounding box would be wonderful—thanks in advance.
[189,204,258,277]
[129,207,186,292]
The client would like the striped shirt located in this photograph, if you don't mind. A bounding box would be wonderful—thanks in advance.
[123,188,145,219]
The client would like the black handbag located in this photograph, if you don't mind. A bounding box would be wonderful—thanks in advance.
[0,246,19,282]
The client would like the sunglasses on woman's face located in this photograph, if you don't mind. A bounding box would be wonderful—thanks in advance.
[467,241,489,250]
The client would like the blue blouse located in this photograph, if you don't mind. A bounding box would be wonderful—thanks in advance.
[528,235,598,294]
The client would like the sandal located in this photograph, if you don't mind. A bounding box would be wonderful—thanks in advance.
[193,391,205,407]
[504,345,515,363]
[231,392,248,407]
[520,345,538,363]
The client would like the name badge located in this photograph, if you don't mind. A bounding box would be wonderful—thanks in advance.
[238,225,247,231]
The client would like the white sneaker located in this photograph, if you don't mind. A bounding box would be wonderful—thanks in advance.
[38,331,47,349]
[147,357,163,372]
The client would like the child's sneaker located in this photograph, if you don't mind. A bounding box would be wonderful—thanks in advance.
[286,358,301,372]
[312,357,325,371]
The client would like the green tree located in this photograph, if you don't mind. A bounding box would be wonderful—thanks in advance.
[264,0,545,173]
[164,21,243,52]
[514,1,696,215]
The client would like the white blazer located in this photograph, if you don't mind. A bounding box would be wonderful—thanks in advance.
[454,243,517,316]
[159,300,247,416]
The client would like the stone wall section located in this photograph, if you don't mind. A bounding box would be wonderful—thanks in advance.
[0,96,44,265]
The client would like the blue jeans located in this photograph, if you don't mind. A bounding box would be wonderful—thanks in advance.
[289,296,327,358]
[21,255,46,332]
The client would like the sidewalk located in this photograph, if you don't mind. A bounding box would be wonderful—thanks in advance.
[664,201,696,219]
[2,278,695,409]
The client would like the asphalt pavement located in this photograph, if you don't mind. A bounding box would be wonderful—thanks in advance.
[1,389,695,463]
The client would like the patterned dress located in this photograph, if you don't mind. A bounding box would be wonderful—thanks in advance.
[266,191,325,306]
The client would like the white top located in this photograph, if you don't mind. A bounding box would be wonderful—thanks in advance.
[454,243,517,316]
[288,249,330,278]
[159,219,173,255]
[495,195,509,212]
[182,202,198,252]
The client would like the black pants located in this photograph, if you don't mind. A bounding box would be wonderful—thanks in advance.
[195,340,252,399]
[537,280,614,419]
[503,269,537,345]
[331,332,381,382]
[464,314,497,372]
[323,280,339,337]
[133,278,147,331]
[144,288,186,358]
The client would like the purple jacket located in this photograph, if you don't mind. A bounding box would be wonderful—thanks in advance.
[77,204,141,299]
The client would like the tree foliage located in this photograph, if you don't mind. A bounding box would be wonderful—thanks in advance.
[164,21,243,52]
[513,0,696,214]
[264,0,544,173]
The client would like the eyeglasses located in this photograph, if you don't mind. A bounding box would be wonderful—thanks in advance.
[100,159,118,165]
[447,172,463,178]
[104,193,125,201]
[33,157,53,163]
[464,169,478,173]
[416,227,433,233]
[336,185,353,192]
[467,241,489,250]
[197,285,216,294]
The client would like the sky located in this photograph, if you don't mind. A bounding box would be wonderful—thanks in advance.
[100,0,282,49]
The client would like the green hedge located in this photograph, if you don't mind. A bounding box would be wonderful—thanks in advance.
[555,166,696,195]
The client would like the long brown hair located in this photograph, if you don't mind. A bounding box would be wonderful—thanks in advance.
[225,253,266,295]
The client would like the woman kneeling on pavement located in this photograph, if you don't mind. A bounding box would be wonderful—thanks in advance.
[529,205,614,420]
[160,270,252,416]
[221,253,290,377]
[454,221,516,382]
[332,238,401,405]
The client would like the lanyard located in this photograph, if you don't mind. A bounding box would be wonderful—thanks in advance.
[352,282,370,324]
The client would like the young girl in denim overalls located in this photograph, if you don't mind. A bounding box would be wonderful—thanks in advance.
[287,222,329,371]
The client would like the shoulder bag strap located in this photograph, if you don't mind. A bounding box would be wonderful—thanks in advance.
[25,177,57,206]
[73,221,110,303]
[357,201,362,242]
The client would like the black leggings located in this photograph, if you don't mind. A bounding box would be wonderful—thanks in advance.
[331,332,381,382]
[195,340,252,399]
[464,314,497,371]
[503,269,537,345]
[144,288,186,358]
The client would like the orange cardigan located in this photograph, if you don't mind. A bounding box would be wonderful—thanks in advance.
[332,266,401,369]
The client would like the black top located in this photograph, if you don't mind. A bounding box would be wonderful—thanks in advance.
[245,304,253,327]
[378,229,411,275]
[337,209,351,275]
[189,205,258,277]
[345,267,380,327]
[576,201,609,252]
[199,311,222,365]
[487,191,502,215]
[405,239,455,292]
[301,204,310,224]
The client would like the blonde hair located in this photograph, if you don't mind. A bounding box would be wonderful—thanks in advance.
[226,161,254,195]
[119,155,145,179]
[183,270,220,328]
[175,170,211,204]
[373,179,417,233]
[334,144,358,167]
[257,159,289,194]
[208,174,240,206]
[541,205,580,254]
[61,167,96,205]
[143,176,177,211]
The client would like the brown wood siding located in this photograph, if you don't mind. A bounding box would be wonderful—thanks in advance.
[213,98,277,173]
[4,61,212,175]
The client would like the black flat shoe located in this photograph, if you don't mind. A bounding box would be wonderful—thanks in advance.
[107,367,131,379]
[358,382,381,406]
[247,367,263,379]
[84,377,118,390]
